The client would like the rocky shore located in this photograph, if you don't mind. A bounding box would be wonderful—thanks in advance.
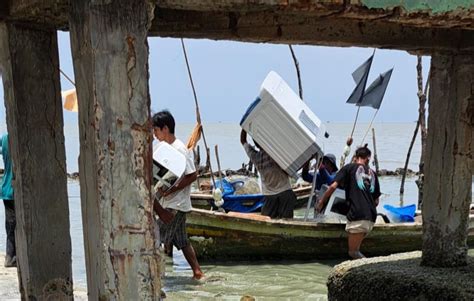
[328,251,474,301]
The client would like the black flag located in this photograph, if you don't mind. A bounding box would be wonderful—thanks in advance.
[346,54,374,105]
[357,68,393,110]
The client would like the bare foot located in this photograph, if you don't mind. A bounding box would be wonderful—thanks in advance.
[160,290,166,299]
[4,256,16,268]
[348,251,366,259]
[193,270,205,280]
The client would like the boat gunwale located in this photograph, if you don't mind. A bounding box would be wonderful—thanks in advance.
[188,208,436,232]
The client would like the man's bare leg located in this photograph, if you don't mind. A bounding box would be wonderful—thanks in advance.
[164,242,173,257]
[348,232,366,259]
[182,244,204,279]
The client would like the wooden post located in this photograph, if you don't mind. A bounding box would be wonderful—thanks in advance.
[193,145,201,188]
[205,147,211,173]
[371,128,379,174]
[417,58,429,209]
[69,1,161,299]
[194,145,201,168]
[421,53,474,267]
[214,145,224,189]
[0,23,73,299]
[288,45,303,100]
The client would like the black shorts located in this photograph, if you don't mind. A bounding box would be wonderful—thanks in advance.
[157,210,189,250]
[262,189,296,219]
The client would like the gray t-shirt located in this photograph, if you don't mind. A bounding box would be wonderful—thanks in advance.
[244,143,291,195]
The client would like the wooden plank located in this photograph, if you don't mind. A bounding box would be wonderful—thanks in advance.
[68,1,161,299]
[6,0,474,30]
[421,53,474,267]
[3,1,474,52]
[0,23,72,299]
[150,9,474,53]
[155,0,344,12]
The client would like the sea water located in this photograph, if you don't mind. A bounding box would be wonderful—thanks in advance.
[0,122,472,300]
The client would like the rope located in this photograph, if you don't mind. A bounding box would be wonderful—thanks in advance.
[180,38,216,187]
[59,69,75,86]
[360,109,379,145]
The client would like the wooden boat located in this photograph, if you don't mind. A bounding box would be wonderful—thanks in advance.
[186,209,474,261]
[190,185,312,211]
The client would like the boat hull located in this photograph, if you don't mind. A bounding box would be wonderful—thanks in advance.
[186,209,474,261]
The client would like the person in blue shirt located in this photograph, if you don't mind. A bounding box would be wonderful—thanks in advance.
[302,153,338,190]
[0,134,15,268]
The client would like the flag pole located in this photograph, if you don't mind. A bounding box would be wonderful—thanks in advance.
[339,48,376,168]
[360,109,379,144]
[350,106,361,138]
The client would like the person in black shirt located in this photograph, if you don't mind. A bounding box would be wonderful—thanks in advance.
[316,145,381,259]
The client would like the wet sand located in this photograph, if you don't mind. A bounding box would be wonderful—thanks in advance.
[0,253,87,300]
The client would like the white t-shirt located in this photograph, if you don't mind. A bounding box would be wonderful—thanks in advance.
[159,139,196,212]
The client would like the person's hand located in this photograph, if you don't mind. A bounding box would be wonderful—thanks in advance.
[156,186,174,198]
[315,199,325,213]
[161,187,174,197]
[155,186,166,198]
[158,209,175,224]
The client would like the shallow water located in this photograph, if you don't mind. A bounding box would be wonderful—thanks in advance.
[164,256,337,300]
[0,122,472,300]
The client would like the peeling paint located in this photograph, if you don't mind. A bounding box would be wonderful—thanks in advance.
[361,0,474,14]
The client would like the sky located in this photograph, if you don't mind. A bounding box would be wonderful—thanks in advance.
[0,31,430,125]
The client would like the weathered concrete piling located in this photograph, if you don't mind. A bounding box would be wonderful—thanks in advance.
[0,23,73,299]
[69,1,161,299]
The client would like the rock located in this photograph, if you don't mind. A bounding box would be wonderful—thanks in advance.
[67,172,80,181]
[327,251,474,300]
[395,167,415,176]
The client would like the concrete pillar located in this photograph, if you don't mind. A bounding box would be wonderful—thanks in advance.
[422,53,474,267]
[0,23,73,299]
[68,1,161,299]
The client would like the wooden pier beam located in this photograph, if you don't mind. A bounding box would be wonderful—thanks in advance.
[0,23,73,299]
[422,53,474,267]
[68,1,161,299]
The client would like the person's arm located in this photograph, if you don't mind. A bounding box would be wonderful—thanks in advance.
[240,129,247,145]
[315,181,338,213]
[241,130,259,164]
[161,171,197,197]
[154,171,198,223]
[301,160,313,183]
[153,199,174,224]
[316,164,347,213]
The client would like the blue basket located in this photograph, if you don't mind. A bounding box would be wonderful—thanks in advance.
[383,204,416,223]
